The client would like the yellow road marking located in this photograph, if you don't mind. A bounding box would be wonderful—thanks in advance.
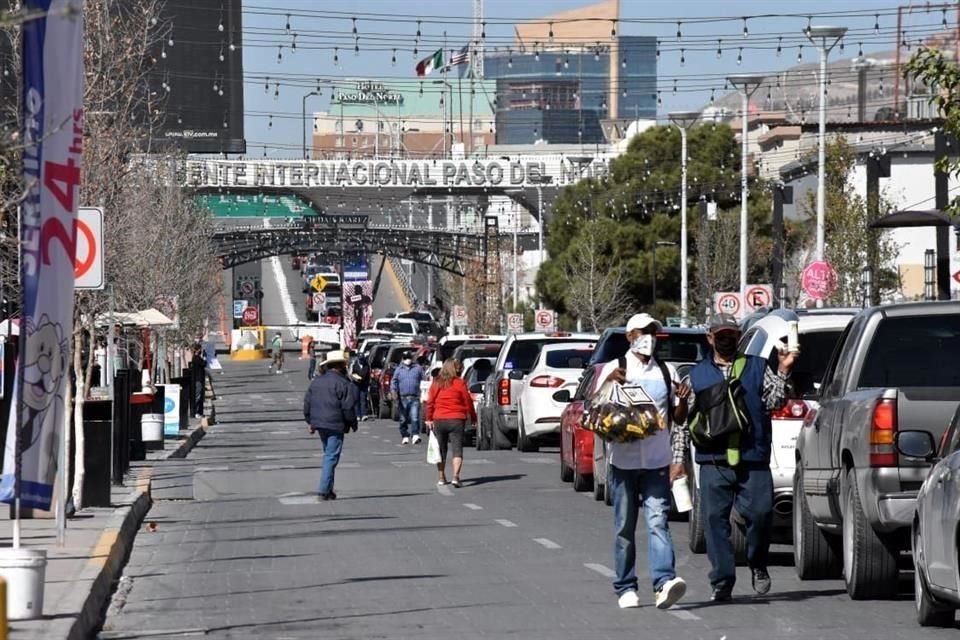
[383,256,413,312]
[88,528,119,569]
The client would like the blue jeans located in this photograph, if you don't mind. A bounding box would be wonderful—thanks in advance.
[398,397,421,438]
[317,429,344,496]
[610,465,676,595]
[699,462,773,589]
[356,386,368,419]
[307,356,317,380]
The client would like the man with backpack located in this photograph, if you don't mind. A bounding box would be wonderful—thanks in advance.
[670,313,795,602]
[598,313,691,611]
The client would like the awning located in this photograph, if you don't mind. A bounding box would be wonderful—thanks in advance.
[97,308,175,328]
[869,209,960,229]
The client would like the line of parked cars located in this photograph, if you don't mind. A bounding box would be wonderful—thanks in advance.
[445,302,960,627]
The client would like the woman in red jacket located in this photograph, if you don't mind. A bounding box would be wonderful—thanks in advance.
[425,358,477,487]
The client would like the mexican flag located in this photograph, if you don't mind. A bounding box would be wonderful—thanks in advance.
[416,49,443,77]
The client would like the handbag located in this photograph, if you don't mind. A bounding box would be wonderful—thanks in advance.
[426,431,442,464]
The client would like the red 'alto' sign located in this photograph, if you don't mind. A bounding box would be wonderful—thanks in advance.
[801,261,839,301]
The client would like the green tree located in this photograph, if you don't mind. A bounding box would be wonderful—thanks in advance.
[801,137,899,306]
[906,47,960,202]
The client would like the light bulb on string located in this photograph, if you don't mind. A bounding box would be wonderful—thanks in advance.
[161,46,167,59]
[229,40,235,52]
[268,115,273,129]
[776,36,782,56]
[672,79,677,93]
[334,47,339,66]
[413,42,418,57]
[264,76,270,92]
[416,20,421,39]
[621,55,627,68]
[564,53,569,68]
[717,39,722,58]
[797,45,802,62]
[858,42,863,56]
[656,90,661,106]
[481,21,486,39]
[285,14,290,31]
[610,19,617,38]
[419,82,423,96]
[943,8,949,28]
[676,21,682,39]
[291,33,297,52]
[355,38,360,55]
[168,36,174,47]
[680,48,685,66]
[534,44,540,61]
[737,47,742,65]
[392,49,397,66]
[594,42,600,61]
[548,22,554,42]
[274,83,279,99]
[838,38,844,53]
[710,88,715,103]
[655,40,660,60]
[219,44,225,62]
[742,17,748,38]
[352,17,357,36]
[218,18,224,32]
[277,45,283,63]
[874,14,879,33]
[508,50,513,68]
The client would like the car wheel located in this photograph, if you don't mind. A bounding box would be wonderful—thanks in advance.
[560,434,573,483]
[602,451,613,507]
[842,468,899,599]
[516,410,539,452]
[794,464,842,579]
[914,526,956,627]
[493,415,512,450]
[591,443,605,501]
[688,481,707,554]
[378,397,391,419]
[476,412,491,451]
[571,438,593,492]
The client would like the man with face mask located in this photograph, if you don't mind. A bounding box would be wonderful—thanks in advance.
[598,313,691,610]
[670,313,795,602]
[391,350,425,445]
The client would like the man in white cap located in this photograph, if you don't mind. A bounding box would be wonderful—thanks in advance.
[597,313,691,610]
[304,350,359,500]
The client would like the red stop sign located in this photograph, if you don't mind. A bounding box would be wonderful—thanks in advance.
[241,306,259,326]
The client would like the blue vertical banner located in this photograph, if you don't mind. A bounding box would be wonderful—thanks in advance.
[0,0,84,510]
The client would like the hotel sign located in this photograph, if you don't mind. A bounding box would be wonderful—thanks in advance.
[335,81,404,106]
[183,158,609,189]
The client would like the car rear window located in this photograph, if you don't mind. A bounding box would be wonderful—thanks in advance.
[858,315,960,388]
[441,339,502,361]
[504,339,585,373]
[589,330,708,366]
[792,329,844,397]
[545,348,593,369]
[370,345,390,369]
[453,343,503,361]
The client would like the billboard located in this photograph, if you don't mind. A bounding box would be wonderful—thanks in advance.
[148,0,245,154]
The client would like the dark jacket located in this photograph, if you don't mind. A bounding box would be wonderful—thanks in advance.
[688,355,771,465]
[304,369,359,433]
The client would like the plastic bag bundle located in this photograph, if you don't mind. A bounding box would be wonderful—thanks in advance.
[581,381,665,443]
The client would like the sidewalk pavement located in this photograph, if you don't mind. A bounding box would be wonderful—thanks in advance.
[0,417,208,640]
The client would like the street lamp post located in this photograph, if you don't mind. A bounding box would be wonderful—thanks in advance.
[726,73,767,304]
[301,91,320,159]
[432,80,453,157]
[806,26,848,262]
[651,240,678,308]
[668,111,700,327]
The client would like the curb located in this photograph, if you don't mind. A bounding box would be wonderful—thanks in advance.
[67,420,208,638]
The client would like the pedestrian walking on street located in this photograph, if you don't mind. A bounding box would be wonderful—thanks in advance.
[391,351,424,445]
[350,351,372,421]
[269,332,284,374]
[304,350,359,501]
[189,343,207,419]
[671,313,795,602]
[425,358,476,487]
[598,313,690,610]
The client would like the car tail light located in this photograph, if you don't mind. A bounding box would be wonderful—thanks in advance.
[771,399,809,420]
[547,332,571,337]
[382,372,392,392]
[530,375,564,388]
[498,378,511,406]
[870,398,898,467]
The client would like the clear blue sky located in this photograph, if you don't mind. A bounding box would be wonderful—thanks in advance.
[240,1,936,157]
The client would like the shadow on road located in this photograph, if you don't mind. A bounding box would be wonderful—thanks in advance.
[464,474,527,487]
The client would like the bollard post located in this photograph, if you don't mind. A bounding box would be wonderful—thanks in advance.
[0,575,7,640]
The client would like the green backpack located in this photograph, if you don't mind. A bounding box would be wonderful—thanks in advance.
[688,357,750,466]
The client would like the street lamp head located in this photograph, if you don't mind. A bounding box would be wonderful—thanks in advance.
[668,110,700,128]
[805,25,848,42]
[726,73,767,91]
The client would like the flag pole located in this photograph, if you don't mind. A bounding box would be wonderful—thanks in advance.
[12,204,22,550]
[458,56,465,147]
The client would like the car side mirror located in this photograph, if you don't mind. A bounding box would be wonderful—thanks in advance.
[469,382,484,394]
[508,370,524,380]
[552,389,572,403]
[895,430,938,461]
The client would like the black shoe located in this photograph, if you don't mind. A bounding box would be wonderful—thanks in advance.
[751,568,771,595]
[710,585,733,602]
[318,492,337,501]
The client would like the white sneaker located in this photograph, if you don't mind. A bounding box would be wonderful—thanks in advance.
[412,434,422,444]
[655,577,687,610]
[617,590,640,609]
[401,437,410,445]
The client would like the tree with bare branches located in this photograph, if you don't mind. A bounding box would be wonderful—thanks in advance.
[562,219,630,332]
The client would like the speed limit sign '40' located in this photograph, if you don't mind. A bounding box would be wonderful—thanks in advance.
[75,207,104,289]
[712,292,741,318]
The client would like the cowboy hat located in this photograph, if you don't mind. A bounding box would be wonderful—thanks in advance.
[321,350,348,366]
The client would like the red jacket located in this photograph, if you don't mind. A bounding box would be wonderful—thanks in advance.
[426,378,477,423]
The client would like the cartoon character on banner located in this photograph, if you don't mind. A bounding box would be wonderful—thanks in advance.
[20,316,68,481]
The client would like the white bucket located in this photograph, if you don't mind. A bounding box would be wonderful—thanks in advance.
[0,548,46,619]
[142,413,164,442]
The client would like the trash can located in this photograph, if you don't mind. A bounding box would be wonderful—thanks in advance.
[81,399,112,507]
[112,369,133,483]
[170,376,190,430]
[141,413,164,450]
[129,391,154,461]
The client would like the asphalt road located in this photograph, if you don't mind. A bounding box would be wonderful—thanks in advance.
[98,358,958,640]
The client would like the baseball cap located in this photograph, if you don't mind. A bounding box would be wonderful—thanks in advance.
[707,313,741,333]
[625,313,662,332]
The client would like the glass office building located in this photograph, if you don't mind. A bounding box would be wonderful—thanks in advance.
[484,36,657,145]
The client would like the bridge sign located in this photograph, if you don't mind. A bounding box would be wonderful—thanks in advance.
[241,306,259,326]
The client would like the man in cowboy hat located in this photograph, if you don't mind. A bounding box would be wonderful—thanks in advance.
[304,350,359,500]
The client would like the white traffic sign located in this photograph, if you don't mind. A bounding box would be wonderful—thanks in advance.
[535,309,555,332]
[507,313,524,333]
[232,299,248,319]
[75,207,104,289]
[452,305,468,327]
[713,292,742,318]
[744,284,773,313]
[312,292,326,309]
